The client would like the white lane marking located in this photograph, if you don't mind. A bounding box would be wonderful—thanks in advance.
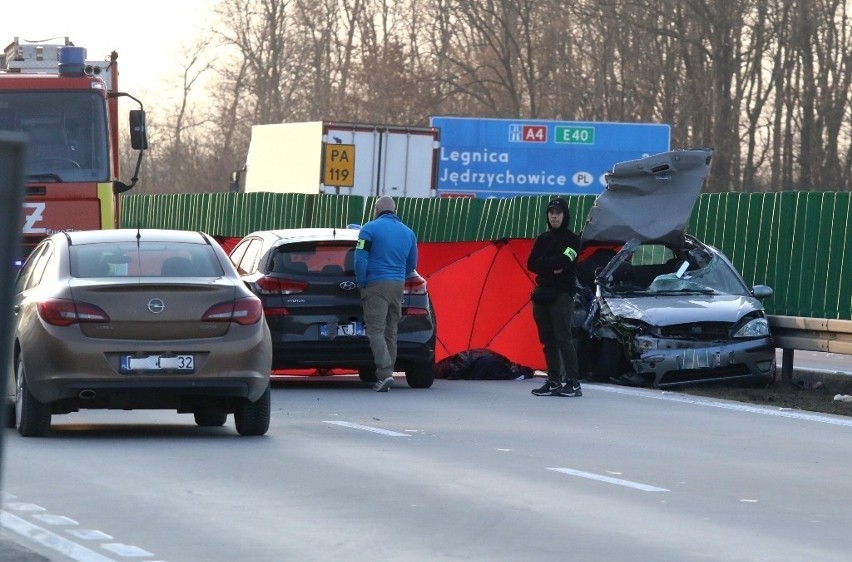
[0,511,118,562]
[33,514,77,525]
[592,384,852,427]
[547,468,670,492]
[5,502,46,512]
[67,529,113,540]
[101,543,154,557]
[323,421,409,436]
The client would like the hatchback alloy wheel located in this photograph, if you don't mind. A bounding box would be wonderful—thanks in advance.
[405,362,435,389]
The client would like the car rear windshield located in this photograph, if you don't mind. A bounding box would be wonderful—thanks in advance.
[271,243,355,276]
[71,242,224,278]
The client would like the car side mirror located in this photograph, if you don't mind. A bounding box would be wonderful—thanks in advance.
[752,285,773,299]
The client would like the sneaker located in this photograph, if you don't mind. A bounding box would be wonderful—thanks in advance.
[374,377,394,392]
[558,379,583,397]
[531,381,561,396]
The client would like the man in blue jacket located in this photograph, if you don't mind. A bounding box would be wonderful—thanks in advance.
[355,196,418,392]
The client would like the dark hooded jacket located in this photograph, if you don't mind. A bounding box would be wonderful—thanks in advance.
[526,197,581,293]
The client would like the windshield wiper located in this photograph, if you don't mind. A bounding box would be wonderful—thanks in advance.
[26,173,62,182]
[608,287,649,296]
[652,288,716,295]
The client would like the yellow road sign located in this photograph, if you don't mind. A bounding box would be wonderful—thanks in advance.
[323,144,355,187]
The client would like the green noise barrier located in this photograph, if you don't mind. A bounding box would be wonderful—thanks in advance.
[120,191,851,320]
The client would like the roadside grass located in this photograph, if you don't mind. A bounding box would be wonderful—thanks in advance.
[677,372,852,417]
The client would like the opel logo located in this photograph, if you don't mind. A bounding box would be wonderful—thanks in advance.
[339,281,357,291]
[147,298,165,314]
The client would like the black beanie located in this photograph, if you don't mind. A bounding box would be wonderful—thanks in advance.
[546,197,570,230]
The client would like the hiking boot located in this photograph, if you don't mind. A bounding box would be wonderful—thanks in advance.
[374,376,394,392]
[531,381,561,396]
[559,379,583,397]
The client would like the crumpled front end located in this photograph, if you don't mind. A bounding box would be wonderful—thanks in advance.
[627,336,776,387]
[593,297,776,388]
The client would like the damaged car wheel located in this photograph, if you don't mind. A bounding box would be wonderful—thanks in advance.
[591,338,627,382]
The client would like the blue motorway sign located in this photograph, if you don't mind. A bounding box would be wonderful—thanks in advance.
[430,116,671,198]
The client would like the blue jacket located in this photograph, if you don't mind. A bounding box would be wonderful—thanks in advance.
[355,212,417,287]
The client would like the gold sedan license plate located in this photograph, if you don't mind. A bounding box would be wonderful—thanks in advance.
[120,354,195,373]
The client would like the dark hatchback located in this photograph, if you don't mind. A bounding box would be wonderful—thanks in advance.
[229,228,437,388]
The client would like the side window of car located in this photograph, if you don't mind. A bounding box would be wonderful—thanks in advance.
[28,244,54,289]
[15,245,45,293]
[17,243,54,291]
[237,239,262,274]
[229,239,250,269]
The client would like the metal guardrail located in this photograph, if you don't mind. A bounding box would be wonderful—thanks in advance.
[768,315,852,382]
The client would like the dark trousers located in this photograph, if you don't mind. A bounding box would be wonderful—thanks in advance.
[532,292,579,385]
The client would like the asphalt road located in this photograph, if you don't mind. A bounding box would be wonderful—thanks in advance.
[2,368,852,562]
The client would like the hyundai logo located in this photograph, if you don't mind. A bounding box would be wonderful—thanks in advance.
[339,281,357,291]
[147,298,165,314]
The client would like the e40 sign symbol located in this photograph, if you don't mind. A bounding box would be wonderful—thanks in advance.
[554,126,595,145]
[324,144,355,187]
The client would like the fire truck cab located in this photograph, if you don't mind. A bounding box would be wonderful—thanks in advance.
[0,37,147,260]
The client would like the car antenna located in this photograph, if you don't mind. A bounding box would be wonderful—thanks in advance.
[136,227,142,247]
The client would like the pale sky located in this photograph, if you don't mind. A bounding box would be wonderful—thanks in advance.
[1,1,215,109]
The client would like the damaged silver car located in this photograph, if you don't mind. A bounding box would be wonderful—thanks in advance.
[577,149,777,387]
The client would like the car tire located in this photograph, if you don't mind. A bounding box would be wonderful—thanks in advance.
[405,362,435,389]
[234,384,271,436]
[358,367,378,383]
[194,409,228,427]
[4,401,16,429]
[591,338,625,382]
[15,355,51,437]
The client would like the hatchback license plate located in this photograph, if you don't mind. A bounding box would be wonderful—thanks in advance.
[320,321,365,337]
[120,354,195,373]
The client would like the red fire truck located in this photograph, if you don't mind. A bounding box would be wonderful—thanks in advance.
[0,37,147,262]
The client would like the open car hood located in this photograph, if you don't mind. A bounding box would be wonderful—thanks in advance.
[581,149,712,247]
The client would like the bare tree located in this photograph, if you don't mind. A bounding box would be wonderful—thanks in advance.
[431,0,546,117]
[133,0,852,194]
[214,0,307,124]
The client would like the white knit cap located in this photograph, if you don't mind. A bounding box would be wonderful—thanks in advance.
[375,196,396,215]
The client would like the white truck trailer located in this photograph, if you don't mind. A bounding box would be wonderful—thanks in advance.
[233,121,440,198]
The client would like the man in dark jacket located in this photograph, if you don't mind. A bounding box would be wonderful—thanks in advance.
[526,197,582,397]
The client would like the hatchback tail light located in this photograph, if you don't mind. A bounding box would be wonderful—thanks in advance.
[202,297,263,325]
[404,275,427,295]
[38,299,110,326]
[404,307,429,316]
[256,276,308,295]
[264,308,290,317]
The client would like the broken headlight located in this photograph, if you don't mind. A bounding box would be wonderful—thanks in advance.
[733,318,770,338]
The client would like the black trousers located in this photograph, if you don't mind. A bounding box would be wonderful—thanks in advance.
[532,292,579,385]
